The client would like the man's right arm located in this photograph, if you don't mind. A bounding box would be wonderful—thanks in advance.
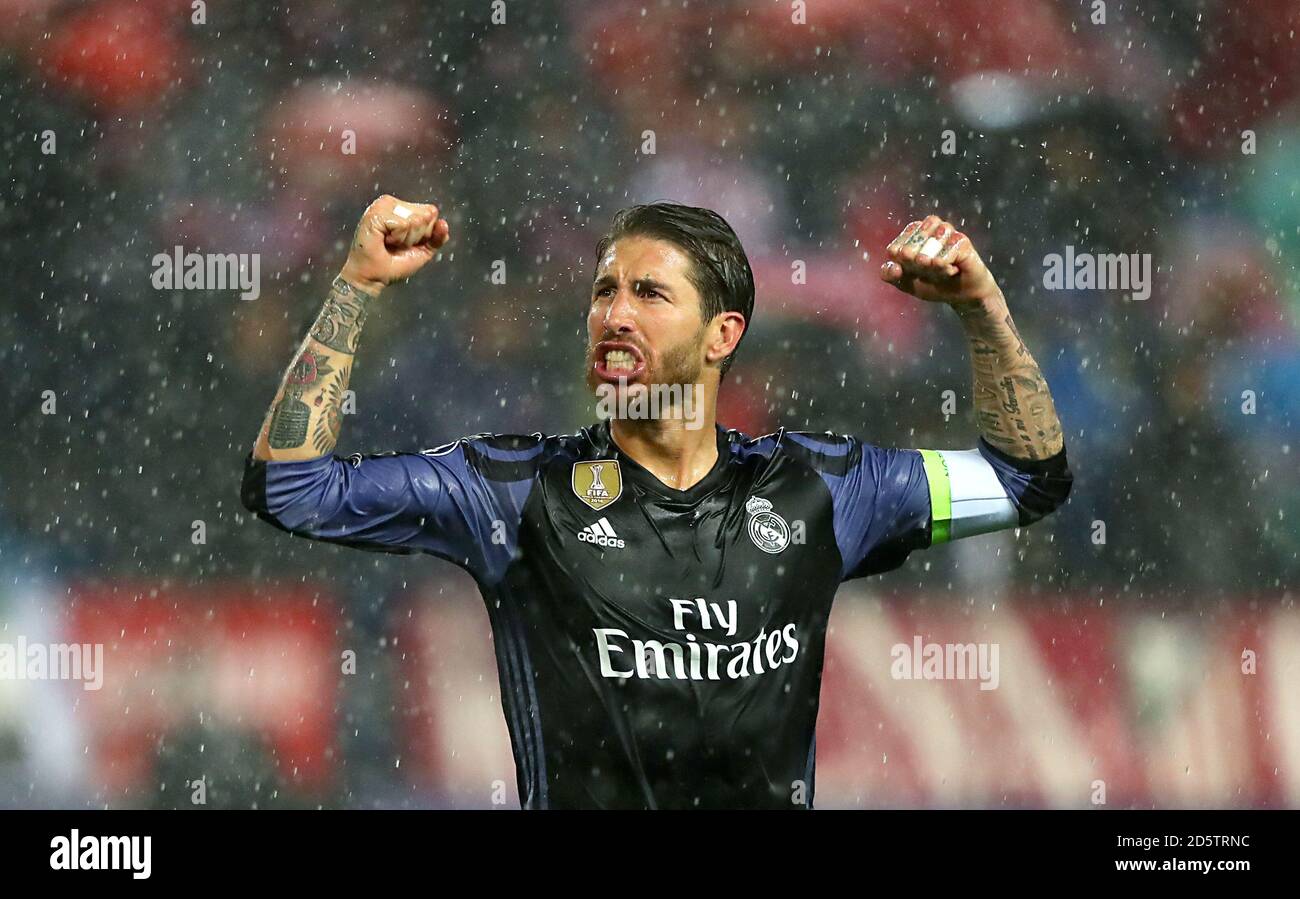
[252,194,448,461]
[242,195,524,570]
[252,275,377,460]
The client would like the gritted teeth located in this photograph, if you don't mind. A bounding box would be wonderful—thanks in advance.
[604,349,637,372]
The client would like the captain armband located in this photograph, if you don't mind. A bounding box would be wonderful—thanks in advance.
[917,449,1019,544]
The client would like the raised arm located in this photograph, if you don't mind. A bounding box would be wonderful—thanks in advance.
[879,215,1064,461]
[240,196,527,576]
[252,195,449,461]
[799,213,1075,572]
[952,294,1063,461]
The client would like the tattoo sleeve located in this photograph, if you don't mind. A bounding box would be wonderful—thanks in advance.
[253,277,376,461]
[954,295,1064,461]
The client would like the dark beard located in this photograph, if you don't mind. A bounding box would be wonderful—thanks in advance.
[655,326,706,387]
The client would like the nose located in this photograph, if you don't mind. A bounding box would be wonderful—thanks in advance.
[601,287,637,334]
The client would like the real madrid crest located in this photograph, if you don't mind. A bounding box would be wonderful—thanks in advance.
[572,460,623,511]
[745,495,790,554]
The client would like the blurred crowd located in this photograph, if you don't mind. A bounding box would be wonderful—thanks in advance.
[0,0,1298,804]
[5,0,1299,595]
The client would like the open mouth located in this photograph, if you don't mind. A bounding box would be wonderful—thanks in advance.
[592,341,647,383]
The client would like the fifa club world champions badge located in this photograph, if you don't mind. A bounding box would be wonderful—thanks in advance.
[572,460,623,511]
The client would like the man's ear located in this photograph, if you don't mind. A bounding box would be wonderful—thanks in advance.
[705,312,746,366]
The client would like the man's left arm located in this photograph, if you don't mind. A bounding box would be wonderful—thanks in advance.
[871,214,1072,549]
[881,214,1063,461]
[796,214,1073,582]
[954,294,1063,461]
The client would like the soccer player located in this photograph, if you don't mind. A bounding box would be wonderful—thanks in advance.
[241,196,1072,809]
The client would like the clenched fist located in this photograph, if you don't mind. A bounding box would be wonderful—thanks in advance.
[879,215,1000,307]
[340,195,450,294]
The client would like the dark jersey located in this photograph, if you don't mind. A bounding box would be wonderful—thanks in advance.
[242,421,1071,809]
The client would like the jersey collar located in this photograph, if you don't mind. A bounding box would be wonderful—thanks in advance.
[594,419,733,504]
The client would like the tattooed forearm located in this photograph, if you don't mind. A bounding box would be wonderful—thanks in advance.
[955,295,1064,461]
[253,277,377,461]
[311,365,349,454]
[310,277,372,353]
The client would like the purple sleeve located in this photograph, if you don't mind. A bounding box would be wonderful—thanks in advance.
[786,431,1072,581]
[785,433,932,580]
[975,438,1074,526]
[241,438,538,585]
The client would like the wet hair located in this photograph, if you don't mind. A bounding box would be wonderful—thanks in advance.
[594,202,754,375]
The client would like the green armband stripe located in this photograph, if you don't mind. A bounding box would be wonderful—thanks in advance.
[919,449,952,545]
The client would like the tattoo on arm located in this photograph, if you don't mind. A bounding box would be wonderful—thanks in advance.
[254,278,376,460]
[311,365,349,455]
[310,277,373,353]
[956,299,1064,461]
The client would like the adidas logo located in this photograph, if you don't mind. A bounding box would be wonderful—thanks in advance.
[577,517,625,549]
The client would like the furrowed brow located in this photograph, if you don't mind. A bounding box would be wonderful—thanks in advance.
[633,277,671,294]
